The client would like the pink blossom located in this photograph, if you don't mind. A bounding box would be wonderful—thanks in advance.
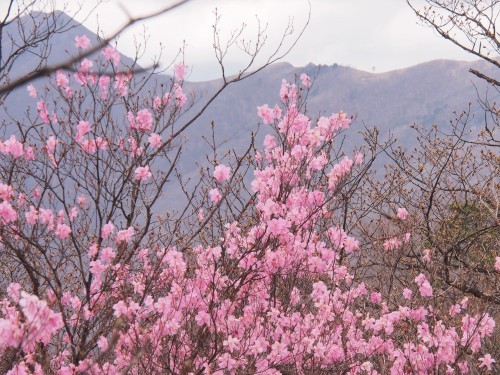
[449,304,461,317]
[383,237,402,251]
[7,283,21,303]
[214,164,231,182]
[263,134,277,149]
[17,193,26,206]
[128,137,142,157]
[153,96,162,110]
[100,247,116,263]
[354,151,364,165]
[102,46,120,66]
[423,248,431,263]
[0,183,13,201]
[344,236,360,253]
[76,121,91,141]
[89,260,106,278]
[173,83,187,107]
[403,288,413,299]
[370,292,382,304]
[77,195,86,206]
[129,109,153,132]
[115,226,135,243]
[478,354,495,371]
[37,99,50,123]
[55,223,71,239]
[494,256,500,271]
[69,207,78,222]
[115,71,131,96]
[0,201,17,223]
[97,336,109,352]
[18,291,64,343]
[27,84,37,98]
[46,136,57,152]
[3,135,24,158]
[135,166,152,181]
[101,221,115,239]
[415,273,433,297]
[75,35,90,49]
[99,76,110,99]
[209,188,221,203]
[257,104,276,124]
[397,207,408,220]
[80,139,97,154]
[148,133,162,148]
[79,58,93,74]
[174,63,188,81]
[223,335,239,353]
[194,310,210,327]
[300,73,311,88]
[56,70,69,89]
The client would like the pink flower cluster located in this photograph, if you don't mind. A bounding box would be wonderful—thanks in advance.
[0,67,494,374]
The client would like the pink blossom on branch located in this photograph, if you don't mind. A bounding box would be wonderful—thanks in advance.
[174,63,188,81]
[101,221,115,239]
[102,45,120,66]
[129,109,153,132]
[0,201,17,223]
[115,227,135,243]
[397,207,408,220]
[135,165,152,181]
[209,188,222,203]
[300,73,311,88]
[148,133,162,148]
[27,84,37,98]
[54,223,71,239]
[479,354,495,370]
[213,164,231,182]
[74,35,90,49]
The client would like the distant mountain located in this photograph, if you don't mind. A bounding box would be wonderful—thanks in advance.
[2,11,498,208]
[180,59,498,171]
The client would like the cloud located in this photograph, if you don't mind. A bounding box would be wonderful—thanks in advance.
[55,0,477,81]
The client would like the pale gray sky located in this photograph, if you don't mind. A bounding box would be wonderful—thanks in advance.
[55,0,476,81]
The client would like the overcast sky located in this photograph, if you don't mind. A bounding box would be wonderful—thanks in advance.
[57,0,476,81]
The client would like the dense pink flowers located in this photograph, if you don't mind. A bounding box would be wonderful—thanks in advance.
[1,70,495,375]
[0,291,63,350]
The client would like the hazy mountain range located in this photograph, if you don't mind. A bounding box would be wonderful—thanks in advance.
[2,12,498,207]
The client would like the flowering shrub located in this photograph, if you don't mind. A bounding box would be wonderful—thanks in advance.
[0,37,496,374]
